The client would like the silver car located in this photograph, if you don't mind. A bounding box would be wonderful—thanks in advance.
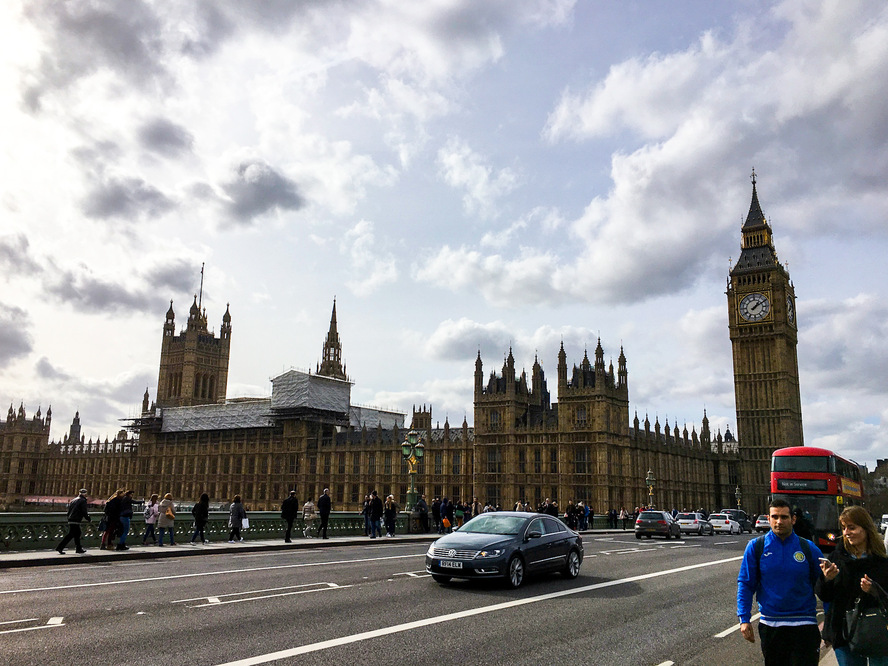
[634,510,682,540]
[676,512,713,536]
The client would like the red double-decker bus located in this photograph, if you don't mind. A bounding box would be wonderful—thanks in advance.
[770,446,865,550]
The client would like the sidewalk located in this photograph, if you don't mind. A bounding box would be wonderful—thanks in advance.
[0,528,631,569]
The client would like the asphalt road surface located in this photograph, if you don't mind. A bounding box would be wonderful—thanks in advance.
[1,531,779,666]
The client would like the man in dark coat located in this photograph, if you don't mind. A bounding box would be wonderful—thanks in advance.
[431,497,442,534]
[415,495,430,532]
[369,490,384,538]
[57,489,91,554]
[281,490,299,543]
[317,488,332,539]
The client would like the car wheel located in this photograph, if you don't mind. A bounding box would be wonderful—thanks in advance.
[431,574,451,584]
[507,555,525,588]
[635,533,642,540]
[698,526,703,536]
[664,531,671,540]
[563,549,581,579]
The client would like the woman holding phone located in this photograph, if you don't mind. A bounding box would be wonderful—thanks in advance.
[816,505,888,665]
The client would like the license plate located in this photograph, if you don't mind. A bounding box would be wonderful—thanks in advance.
[439,560,462,569]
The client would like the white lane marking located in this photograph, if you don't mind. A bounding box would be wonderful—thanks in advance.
[0,553,422,595]
[713,541,735,545]
[714,613,761,637]
[214,555,745,666]
[0,618,38,625]
[656,661,675,665]
[173,582,339,603]
[393,571,430,578]
[670,545,701,549]
[0,617,66,635]
[188,583,351,608]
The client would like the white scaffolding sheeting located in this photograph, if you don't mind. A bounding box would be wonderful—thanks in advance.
[349,405,405,430]
[271,369,350,413]
[160,399,274,433]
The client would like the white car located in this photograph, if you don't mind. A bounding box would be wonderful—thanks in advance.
[755,515,770,533]
[676,512,714,536]
[709,513,741,534]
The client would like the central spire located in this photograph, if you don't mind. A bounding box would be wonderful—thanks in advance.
[317,298,347,380]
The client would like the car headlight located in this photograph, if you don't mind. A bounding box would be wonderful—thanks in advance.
[426,544,436,556]
[476,549,504,559]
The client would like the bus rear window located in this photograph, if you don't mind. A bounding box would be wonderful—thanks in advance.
[772,456,830,473]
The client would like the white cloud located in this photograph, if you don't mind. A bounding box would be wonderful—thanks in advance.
[341,220,398,296]
[436,137,519,220]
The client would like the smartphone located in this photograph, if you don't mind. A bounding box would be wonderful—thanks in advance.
[819,558,830,564]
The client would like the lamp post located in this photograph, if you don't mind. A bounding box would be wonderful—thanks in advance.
[735,485,742,511]
[401,429,424,513]
[645,469,656,509]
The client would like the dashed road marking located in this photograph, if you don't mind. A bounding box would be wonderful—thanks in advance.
[0,617,66,635]
[714,613,761,637]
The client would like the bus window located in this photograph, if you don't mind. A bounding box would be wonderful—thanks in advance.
[772,456,830,473]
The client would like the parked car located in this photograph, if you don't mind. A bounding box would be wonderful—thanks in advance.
[720,509,754,534]
[755,514,770,533]
[425,512,583,588]
[634,510,682,540]
[709,513,742,534]
[676,512,714,536]
[880,514,888,534]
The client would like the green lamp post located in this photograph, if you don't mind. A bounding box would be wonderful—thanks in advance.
[401,429,424,513]
[645,469,656,509]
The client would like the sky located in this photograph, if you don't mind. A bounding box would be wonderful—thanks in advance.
[2,0,887,469]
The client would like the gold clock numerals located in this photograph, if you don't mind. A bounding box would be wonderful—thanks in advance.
[786,295,795,325]
[739,292,771,322]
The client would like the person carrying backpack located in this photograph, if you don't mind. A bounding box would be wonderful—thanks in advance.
[737,498,824,665]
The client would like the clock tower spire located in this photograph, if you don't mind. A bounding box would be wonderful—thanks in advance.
[727,170,803,511]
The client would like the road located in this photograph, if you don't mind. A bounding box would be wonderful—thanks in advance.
[0,531,780,665]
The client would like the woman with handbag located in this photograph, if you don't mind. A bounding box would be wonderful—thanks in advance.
[228,495,247,542]
[817,505,888,665]
[157,493,176,546]
[142,494,160,545]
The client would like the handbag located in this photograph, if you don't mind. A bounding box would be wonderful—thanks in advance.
[844,580,888,657]
[165,508,175,520]
[242,517,249,529]
[98,518,108,532]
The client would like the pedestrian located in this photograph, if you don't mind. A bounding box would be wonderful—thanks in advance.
[454,499,465,528]
[361,494,372,536]
[157,492,176,546]
[191,493,210,544]
[369,490,383,538]
[793,508,815,541]
[440,497,453,533]
[384,494,399,537]
[619,506,629,530]
[302,497,317,538]
[816,505,888,666]
[100,489,124,550]
[609,507,618,529]
[281,490,299,543]
[228,495,247,542]
[472,497,483,519]
[431,497,442,534]
[416,494,430,532]
[57,488,91,554]
[116,489,134,551]
[142,493,159,545]
[737,498,824,665]
[317,488,332,539]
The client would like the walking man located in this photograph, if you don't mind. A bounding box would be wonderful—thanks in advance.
[317,488,332,539]
[737,498,823,665]
[281,490,298,543]
[369,490,383,538]
[57,488,91,554]
[416,494,430,533]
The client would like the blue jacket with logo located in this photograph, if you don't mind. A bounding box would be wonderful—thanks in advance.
[737,530,823,624]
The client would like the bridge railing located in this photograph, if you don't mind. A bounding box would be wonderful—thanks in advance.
[0,511,409,551]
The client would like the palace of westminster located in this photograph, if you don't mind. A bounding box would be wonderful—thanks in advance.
[0,178,803,514]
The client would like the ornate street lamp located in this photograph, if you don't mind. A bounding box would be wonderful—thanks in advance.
[645,469,656,509]
[735,485,742,511]
[401,429,424,513]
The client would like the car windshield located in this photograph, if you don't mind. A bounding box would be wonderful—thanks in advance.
[459,515,526,535]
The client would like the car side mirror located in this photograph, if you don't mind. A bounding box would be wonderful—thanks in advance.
[526,530,542,541]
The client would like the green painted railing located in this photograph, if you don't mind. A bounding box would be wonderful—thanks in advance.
[0,511,414,551]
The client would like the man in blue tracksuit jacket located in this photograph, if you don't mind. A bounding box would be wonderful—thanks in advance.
[737,498,823,665]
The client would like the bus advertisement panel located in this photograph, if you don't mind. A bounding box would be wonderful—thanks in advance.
[770,446,865,550]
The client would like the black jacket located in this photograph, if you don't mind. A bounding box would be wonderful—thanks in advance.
[370,496,383,520]
[281,496,299,520]
[192,501,209,524]
[120,496,134,518]
[318,494,332,515]
[67,496,91,523]
[816,542,888,646]
[104,495,122,521]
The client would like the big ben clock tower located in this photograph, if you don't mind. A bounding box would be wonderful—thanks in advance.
[727,170,803,511]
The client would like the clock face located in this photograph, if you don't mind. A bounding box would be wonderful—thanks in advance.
[786,295,795,325]
[739,292,771,322]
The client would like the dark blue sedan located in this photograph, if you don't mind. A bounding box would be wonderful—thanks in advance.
[425,511,583,588]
